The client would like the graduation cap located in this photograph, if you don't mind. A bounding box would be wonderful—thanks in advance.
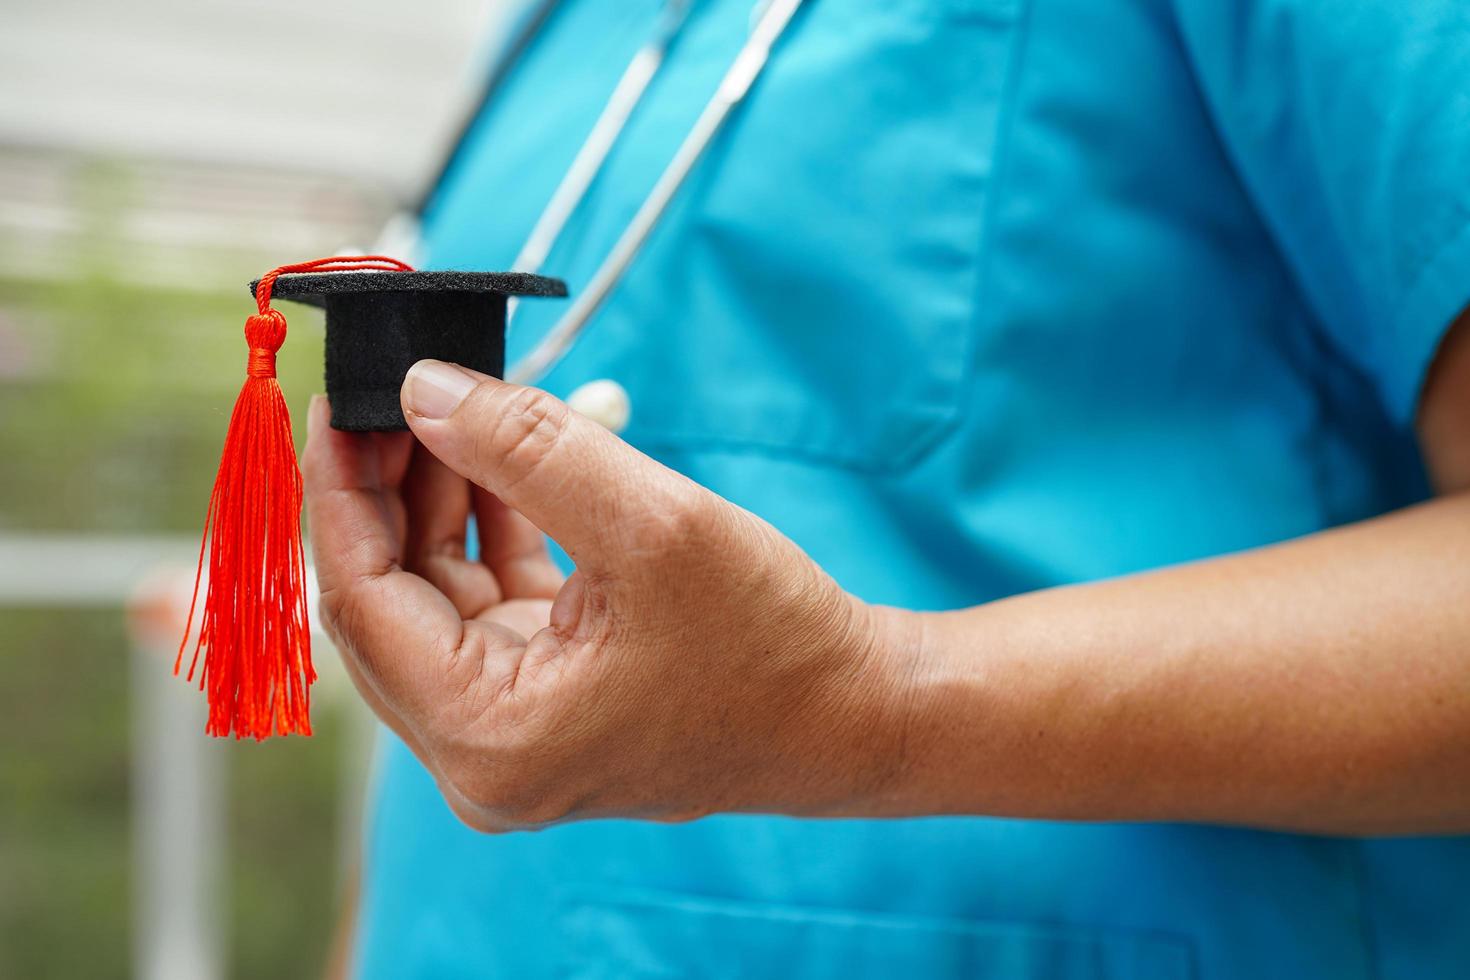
[250,265,566,431]
[179,256,567,740]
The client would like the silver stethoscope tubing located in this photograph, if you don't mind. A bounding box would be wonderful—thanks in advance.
[505,0,806,385]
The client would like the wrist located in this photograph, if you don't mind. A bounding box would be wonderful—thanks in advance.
[839,599,1070,821]
[818,599,933,817]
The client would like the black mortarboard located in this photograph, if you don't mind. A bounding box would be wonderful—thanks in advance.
[249,269,567,432]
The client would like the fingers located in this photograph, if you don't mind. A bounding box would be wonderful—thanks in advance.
[332,624,432,766]
[477,597,556,644]
[473,488,564,600]
[302,396,498,721]
[402,442,503,618]
[401,361,705,572]
[300,396,414,600]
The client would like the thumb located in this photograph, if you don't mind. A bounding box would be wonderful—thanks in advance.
[401,359,700,571]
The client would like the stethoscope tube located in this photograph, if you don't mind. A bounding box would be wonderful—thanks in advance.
[508,1,693,290]
[506,0,806,385]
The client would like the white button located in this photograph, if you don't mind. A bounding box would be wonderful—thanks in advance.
[566,379,631,434]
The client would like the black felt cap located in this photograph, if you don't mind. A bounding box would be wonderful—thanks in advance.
[249,271,567,432]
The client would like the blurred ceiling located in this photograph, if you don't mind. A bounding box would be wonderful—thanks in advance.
[0,1,518,287]
[0,0,510,196]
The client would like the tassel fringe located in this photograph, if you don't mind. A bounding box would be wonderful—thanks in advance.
[178,310,313,738]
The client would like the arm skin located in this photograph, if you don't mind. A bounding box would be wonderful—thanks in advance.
[882,314,1470,836]
[302,315,1470,838]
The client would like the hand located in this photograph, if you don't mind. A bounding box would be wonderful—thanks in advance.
[301,361,912,831]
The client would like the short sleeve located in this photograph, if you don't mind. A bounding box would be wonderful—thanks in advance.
[1171,1,1470,423]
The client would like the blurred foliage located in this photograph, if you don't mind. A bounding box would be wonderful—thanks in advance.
[0,274,325,533]
[226,704,354,980]
[0,610,130,980]
[0,610,355,980]
[0,160,363,978]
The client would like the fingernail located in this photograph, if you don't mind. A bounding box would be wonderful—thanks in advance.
[404,360,477,420]
[306,393,328,435]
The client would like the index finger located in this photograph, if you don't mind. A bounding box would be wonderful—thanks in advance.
[301,396,477,719]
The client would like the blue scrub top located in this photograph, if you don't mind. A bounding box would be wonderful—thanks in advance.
[355,1,1470,976]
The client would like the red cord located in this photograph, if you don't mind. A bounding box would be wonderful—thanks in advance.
[254,255,412,313]
[178,255,413,739]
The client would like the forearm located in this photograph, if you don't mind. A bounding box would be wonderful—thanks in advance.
[871,494,1470,835]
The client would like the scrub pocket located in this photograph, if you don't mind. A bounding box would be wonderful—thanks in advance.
[558,890,1194,980]
[613,0,1030,472]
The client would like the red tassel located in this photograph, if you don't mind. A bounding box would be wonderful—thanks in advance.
[179,255,412,739]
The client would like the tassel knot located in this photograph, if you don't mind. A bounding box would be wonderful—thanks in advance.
[244,308,287,351]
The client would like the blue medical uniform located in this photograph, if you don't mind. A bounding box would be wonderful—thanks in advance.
[355,1,1470,976]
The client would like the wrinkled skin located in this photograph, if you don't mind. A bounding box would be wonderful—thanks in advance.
[301,365,912,832]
